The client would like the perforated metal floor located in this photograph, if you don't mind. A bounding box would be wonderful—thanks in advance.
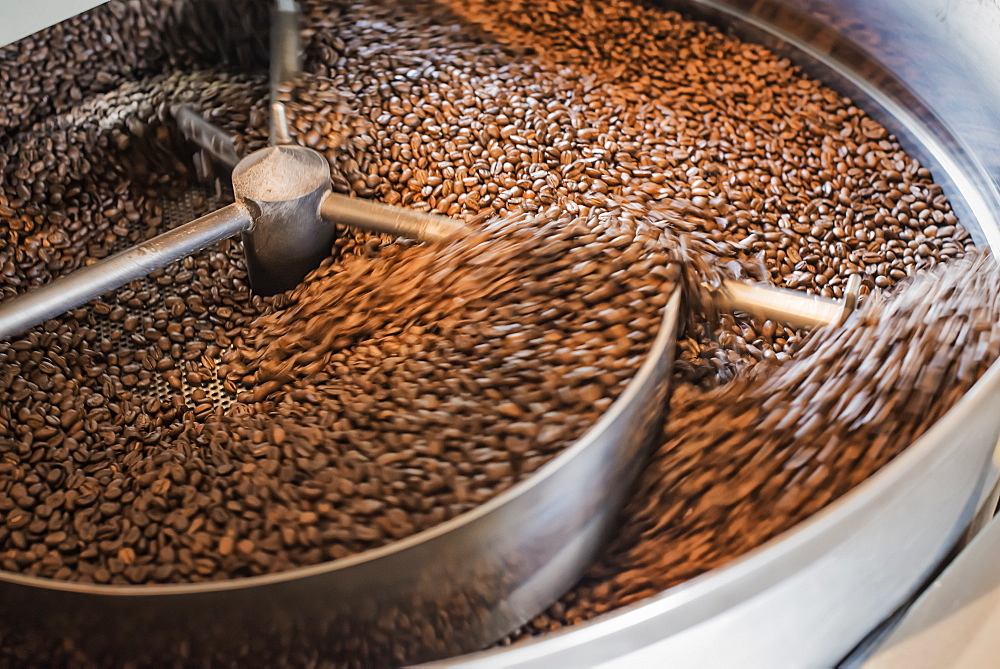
[89,187,238,414]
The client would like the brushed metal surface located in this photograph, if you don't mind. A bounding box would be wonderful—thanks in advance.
[232,144,336,295]
[859,504,1000,669]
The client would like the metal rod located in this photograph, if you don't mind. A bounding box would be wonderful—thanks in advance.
[174,105,470,244]
[271,102,294,146]
[269,0,301,146]
[320,192,468,243]
[0,203,252,340]
[173,105,241,168]
[716,274,862,329]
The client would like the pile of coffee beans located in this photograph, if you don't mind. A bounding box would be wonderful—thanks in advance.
[513,252,1000,634]
[0,0,268,137]
[0,0,988,661]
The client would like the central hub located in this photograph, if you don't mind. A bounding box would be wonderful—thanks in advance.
[231,145,334,296]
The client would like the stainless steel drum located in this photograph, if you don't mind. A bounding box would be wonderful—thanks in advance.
[2,0,1000,667]
[433,1,1000,666]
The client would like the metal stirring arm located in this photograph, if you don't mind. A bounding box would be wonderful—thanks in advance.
[717,274,862,329]
[174,103,465,244]
[319,193,465,242]
[269,0,300,146]
[0,106,861,340]
[0,140,463,340]
[0,205,253,339]
[0,138,859,341]
[0,141,860,339]
[0,0,859,340]
[0,0,468,345]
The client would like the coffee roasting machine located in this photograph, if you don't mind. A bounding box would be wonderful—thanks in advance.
[2,0,1000,667]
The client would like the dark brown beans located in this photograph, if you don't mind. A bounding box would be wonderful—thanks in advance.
[0,0,983,653]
